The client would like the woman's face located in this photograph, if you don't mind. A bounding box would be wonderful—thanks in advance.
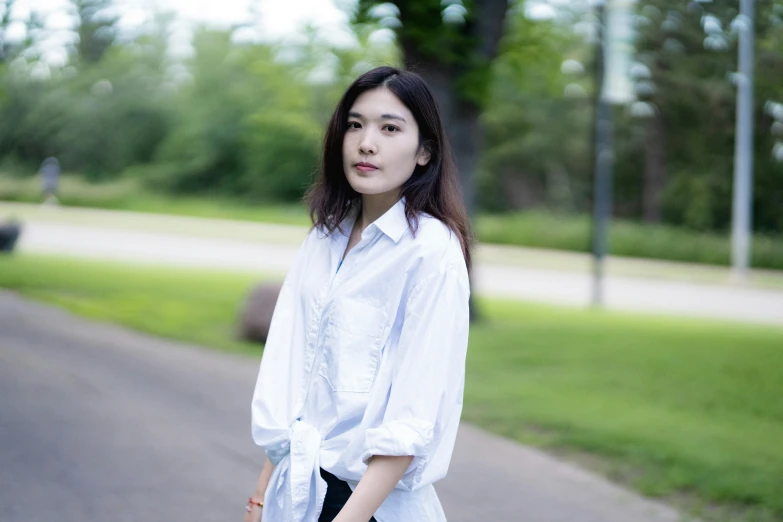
[342,88,430,198]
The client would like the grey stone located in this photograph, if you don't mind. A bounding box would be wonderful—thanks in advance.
[238,282,282,344]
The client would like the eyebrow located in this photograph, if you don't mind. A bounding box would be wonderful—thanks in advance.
[348,111,407,123]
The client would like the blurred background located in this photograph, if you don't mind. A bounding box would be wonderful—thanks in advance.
[1,1,783,522]
[0,0,780,260]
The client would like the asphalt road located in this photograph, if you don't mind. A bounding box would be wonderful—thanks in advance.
[0,292,687,522]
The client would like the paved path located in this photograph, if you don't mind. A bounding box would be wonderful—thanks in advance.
[0,292,687,522]
[13,219,783,326]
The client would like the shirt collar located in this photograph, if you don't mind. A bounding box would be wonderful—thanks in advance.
[372,197,408,243]
[329,197,409,244]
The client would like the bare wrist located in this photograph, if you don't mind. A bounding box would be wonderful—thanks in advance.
[245,496,264,513]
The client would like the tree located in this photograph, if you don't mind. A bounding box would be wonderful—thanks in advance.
[0,9,173,176]
[1,0,46,66]
[631,0,783,231]
[0,2,61,165]
[353,0,511,217]
[480,5,593,215]
[150,28,327,201]
[70,0,118,64]
[0,0,15,64]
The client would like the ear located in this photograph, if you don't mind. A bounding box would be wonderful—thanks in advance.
[416,146,431,167]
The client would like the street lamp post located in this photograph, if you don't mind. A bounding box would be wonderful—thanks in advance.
[730,0,756,279]
[591,1,613,307]
[590,0,636,306]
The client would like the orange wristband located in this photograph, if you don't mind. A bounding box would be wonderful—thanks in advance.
[245,497,264,512]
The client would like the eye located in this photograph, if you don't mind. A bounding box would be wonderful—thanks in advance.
[347,121,361,130]
[383,124,400,133]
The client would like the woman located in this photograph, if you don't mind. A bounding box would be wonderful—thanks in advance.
[245,66,471,522]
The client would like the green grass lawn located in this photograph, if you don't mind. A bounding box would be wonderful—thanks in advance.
[0,255,266,355]
[1,254,782,521]
[468,302,783,521]
[0,174,312,226]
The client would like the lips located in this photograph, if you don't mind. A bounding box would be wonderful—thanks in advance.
[355,162,378,173]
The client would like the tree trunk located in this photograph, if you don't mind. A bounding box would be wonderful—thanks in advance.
[396,0,509,322]
[395,0,508,218]
[405,63,481,217]
[643,110,666,223]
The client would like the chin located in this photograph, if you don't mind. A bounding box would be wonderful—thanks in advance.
[346,175,388,195]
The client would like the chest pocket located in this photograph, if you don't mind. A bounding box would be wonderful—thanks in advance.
[321,297,388,393]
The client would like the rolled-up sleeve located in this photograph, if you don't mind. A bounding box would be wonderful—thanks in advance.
[361,262,470,491]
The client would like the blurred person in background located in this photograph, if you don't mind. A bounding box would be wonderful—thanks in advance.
[39,157,61,205]
[245,66,472,522]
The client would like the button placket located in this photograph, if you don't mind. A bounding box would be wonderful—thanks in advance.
[296,229,382,412]
[297,275,338,413]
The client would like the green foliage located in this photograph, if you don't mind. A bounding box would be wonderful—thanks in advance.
[148,30,255,194]
[0,17,172,178]
[355,0,507,104]
[476,0,783,238]
[241,111,320,201]
[2,254,782,520]
[621,0,783,232]
[355,0,472,63]
[480,6,592,214]
[0,18,380,201]
[147,29,327,201]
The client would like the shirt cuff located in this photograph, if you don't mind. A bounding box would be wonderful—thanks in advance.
[361,418,435,490]
[264,437,291,466]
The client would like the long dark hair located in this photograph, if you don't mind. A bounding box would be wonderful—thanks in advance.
[306,66,472,269]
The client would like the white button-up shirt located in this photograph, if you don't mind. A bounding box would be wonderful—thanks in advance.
[251,198,470,522]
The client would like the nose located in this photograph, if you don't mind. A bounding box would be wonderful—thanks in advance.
[359,129,377,155]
